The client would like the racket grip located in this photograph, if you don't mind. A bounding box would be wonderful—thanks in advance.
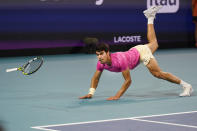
[6,68,18,72]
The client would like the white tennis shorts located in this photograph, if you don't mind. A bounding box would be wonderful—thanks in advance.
[133,45,154,66]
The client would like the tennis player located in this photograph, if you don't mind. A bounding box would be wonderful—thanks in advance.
[79,6,193,100]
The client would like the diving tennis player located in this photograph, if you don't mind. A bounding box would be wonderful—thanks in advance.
[80,6,193,100]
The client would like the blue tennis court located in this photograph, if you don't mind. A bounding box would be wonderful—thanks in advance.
[32,111,197,131]
[0,48,197,131]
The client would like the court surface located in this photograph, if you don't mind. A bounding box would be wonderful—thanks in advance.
[0,48,197,131]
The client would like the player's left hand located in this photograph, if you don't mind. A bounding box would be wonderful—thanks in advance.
[107,96,120,101]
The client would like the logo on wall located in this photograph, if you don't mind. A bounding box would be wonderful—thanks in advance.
[147,0,179,13]
[95,0,104,6]
[114,35,142,44]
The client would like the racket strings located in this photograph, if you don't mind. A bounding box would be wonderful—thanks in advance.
[23,58,43,74]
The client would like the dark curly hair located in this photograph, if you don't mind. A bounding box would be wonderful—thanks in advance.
[96,43,109,52]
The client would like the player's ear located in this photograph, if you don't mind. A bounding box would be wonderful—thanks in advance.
[106,51,109,55]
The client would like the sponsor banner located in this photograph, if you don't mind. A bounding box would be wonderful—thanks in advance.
[0,0,193,50]
[147,0,179,13]
[114,35,142,44]
[95,0,104,6]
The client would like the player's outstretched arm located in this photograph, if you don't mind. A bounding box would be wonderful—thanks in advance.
[79,70,102,99]
[107,68,131,100]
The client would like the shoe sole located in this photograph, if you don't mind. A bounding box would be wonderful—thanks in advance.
[143,6,163,14]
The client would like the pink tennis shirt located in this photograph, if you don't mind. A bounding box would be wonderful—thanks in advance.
[97,48,140,72]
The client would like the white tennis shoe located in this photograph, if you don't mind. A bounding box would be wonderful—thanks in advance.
[179,84,193,97]
[143,5,163,19]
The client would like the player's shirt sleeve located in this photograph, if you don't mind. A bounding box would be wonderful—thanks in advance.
[96,61,104,72]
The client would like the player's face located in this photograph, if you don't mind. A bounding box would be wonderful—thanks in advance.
[96,51,109,64]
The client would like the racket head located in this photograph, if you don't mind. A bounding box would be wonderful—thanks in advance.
[22,56,43,75]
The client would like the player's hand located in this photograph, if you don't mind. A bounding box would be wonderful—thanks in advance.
[107,96,120,101]
[79,94,92,99]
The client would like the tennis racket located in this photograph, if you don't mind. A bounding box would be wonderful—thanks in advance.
[6,56,43,75]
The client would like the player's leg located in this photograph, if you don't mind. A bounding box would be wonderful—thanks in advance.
[146,24,158,54]
[143,5,162,54]
[143,6,178,83]
[143,6,193,96]
[146,58,180,84]
[146,58,193,96]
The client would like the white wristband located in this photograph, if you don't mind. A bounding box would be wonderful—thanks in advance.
[88,88,96,95]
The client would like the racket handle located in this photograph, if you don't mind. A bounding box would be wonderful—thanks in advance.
[6,68,18,72]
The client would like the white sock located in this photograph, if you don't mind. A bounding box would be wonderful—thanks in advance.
[180,80,190,87]
[148,17,154,24]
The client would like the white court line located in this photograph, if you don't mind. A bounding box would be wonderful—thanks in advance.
[131,118,197,129]
[130,110,197,119]
[31,127,58,131]
[31,118,131,131]
[31,110,197,131]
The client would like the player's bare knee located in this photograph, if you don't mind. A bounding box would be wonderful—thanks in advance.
[148,41,158,53]
[126,79,132,85]
[153,40,159,49]
[152,71,162,79]
[156,42,159,49]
